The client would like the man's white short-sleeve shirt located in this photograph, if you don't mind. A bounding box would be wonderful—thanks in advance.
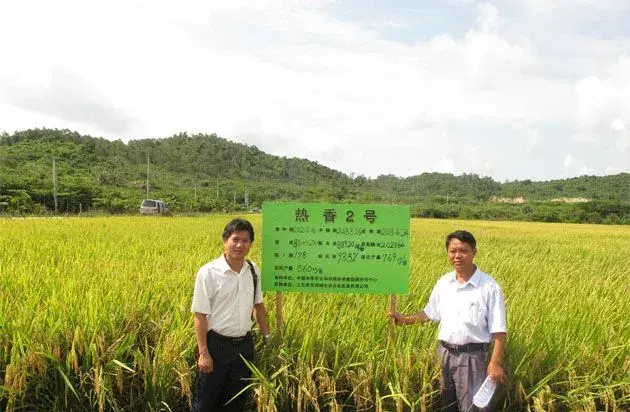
[423,268,506,345]
[191,255,263,338]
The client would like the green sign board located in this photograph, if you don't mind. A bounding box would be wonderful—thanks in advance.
[262,202,410,294]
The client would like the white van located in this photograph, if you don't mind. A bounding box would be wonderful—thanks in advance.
[140,199,169,215]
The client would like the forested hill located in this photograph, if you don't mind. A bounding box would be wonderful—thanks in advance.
[1,128,629,224]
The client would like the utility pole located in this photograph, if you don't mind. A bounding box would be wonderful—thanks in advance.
[53,157,58,213]
[446,189,449,214]
[146,154,150,199]
[245,189,249,210]
[0,148,3,197]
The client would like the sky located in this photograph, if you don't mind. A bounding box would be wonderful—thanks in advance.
[1,0,629,182]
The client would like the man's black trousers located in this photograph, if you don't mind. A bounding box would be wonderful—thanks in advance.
[193,331,254,412]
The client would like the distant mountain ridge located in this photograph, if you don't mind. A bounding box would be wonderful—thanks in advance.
[1,128,628,223]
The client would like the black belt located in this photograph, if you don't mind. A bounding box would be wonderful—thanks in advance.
[209,330,251,344]
[440,340,488,354]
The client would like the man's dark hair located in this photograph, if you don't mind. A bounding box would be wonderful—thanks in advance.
[222,218,255,242]
[445,230,476,250]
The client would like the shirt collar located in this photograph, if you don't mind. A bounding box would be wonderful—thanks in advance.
[219,254,248,275]
[448,271,458,283]
[468,268,481,287]
[448,266,481,287]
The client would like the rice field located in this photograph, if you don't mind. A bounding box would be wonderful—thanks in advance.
[0,215,629,411]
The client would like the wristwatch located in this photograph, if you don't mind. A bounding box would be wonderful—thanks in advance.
[263,333,272,341]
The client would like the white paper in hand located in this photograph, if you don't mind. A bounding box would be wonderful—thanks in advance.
[473,376,496,408]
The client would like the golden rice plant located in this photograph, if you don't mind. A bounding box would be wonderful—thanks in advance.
[0,215,628,411]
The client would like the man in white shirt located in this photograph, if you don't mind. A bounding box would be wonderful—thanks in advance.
[191,218,270,412]
[390,230,507,411]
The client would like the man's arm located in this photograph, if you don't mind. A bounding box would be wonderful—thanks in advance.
[254,303,270,338]
[487,332,507,384]
[390,279,440,326]
[194,312,213,373]
[388,310,431,325]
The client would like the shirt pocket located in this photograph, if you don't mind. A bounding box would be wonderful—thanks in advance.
[242,275,255,305]
[214,275,236,298]
[464,298,487,327]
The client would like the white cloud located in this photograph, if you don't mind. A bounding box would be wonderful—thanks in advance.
[523,0,555,15]
[477,2,500,33]
[563,153,574,168]
[0,1,628,181]
[575,77,618,129]
[438,158,457,175]
[574,56,630,150]
[578,165,594,176]
[611,118,626,132]
[517,0,630,15]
